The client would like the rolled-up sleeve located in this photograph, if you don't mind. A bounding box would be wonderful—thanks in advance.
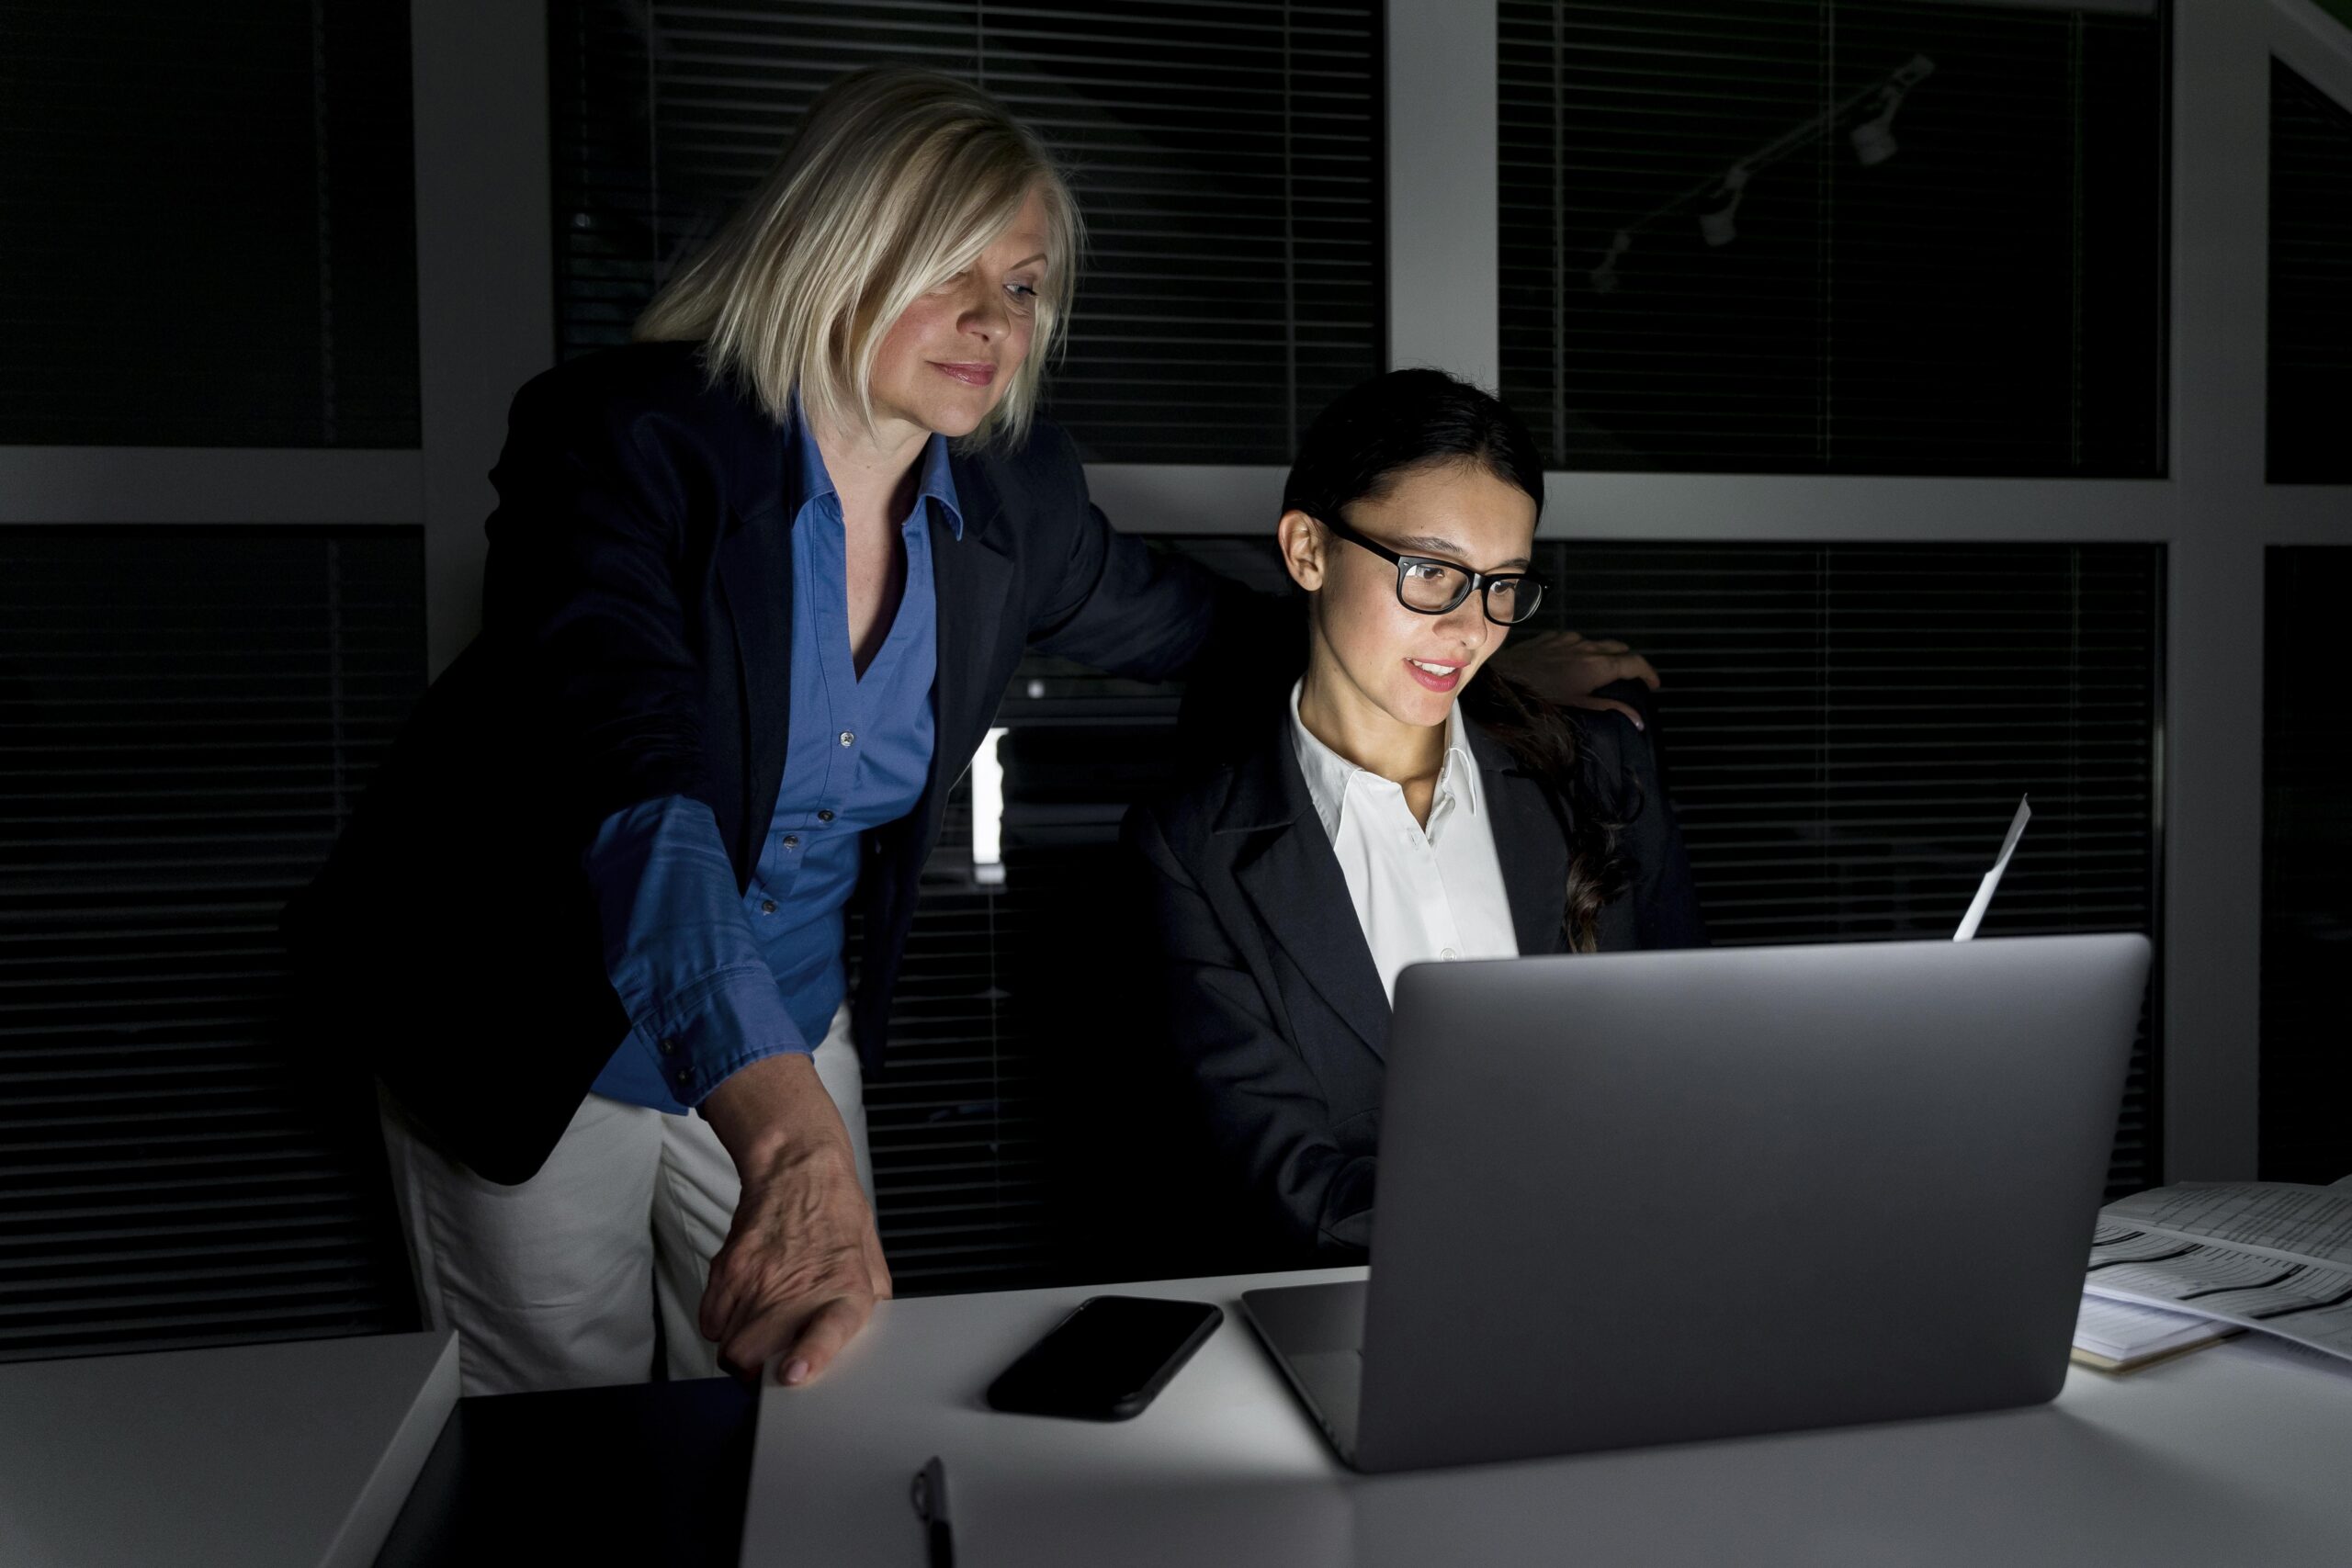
[586,795,809,1109]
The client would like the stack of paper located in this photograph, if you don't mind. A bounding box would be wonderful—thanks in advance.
[2080,1179,2352,1369]
[2071,1294,2238,1372]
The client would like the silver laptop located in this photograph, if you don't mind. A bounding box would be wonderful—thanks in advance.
[1242,931,2152,1472]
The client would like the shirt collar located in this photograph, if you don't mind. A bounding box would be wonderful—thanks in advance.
[1440,704,1483,817]
[789,395,966,541]
[911,426,965,540]
[1287,678,1482,840]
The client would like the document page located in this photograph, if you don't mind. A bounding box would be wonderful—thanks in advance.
[2084,1182,2352,1363]
[1952,795,2030,941]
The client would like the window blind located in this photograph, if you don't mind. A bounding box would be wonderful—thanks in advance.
[858,787,1064,1293]
[0,527,423,1361]
[2267,60,2352,484]
[548,0,1384,462]
[867,536,2161,1294]
[2260,547,2352,1183]
[1498,0,2165,475]
[0,2,420,446]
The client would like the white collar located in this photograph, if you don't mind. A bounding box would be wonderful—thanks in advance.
[1287,677,1481,840]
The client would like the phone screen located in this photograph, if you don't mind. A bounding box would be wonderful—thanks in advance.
[985,1295,1222,1420]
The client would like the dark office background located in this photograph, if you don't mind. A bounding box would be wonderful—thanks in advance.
[0,0,2345,1359]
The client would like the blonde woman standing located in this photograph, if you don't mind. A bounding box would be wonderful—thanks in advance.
[287,66,1649,1396]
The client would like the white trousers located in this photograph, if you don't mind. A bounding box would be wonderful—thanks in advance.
[378,1004,873,1395]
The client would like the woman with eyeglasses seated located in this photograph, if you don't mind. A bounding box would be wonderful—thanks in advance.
[1123,368,1707,1260]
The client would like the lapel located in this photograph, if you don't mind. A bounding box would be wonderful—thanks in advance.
[919,452,1016,840]
[1467,721,1571,958]
[1221,723,1393,1059]
[715,491,795,881]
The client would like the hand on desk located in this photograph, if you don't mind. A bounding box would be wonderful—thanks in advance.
[1487,629,1662,729]
[697,1051,893,1387]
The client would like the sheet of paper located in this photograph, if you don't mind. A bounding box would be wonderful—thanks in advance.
[1953,794,2030,941]
[2083,1182,2352,1364]
[2104,1182,2352,1268]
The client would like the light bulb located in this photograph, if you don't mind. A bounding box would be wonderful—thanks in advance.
[1697,169,1747,248]
[1851,113,1898,165]
[1850,85,1907,166]
[1589,229,1631,292]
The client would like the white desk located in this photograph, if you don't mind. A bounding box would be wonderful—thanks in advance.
[740,1268,2352,1567]
[0,1330,458,1568]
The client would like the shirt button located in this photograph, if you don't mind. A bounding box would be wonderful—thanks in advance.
[1441,947,1459,961]
[760,898,776,915]
[817,809,834,822]
[658,1036,680,1055]
[783,835,800,850]
[673,1068,692,1086]
[838,730,855,748]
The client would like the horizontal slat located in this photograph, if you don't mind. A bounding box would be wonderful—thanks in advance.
[1498,0,2162,476]
[2,1,419,447]
[2259,547,2352,1184]
[2267,63,2352,482]
[0,526,421,1359]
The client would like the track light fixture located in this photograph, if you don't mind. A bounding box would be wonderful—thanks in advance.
[1697,166,1748,247]
[1850,57,1931,166]
[1850,90,1904,166]
[1589,53,1936,289]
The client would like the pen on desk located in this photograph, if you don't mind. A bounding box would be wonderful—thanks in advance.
[910,1454,955,1568]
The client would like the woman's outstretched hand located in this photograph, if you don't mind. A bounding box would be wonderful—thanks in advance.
[697,1051,894,1388]
[1487,629,1662,728]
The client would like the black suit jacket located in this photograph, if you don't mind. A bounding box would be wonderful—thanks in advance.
[285,341,1251,1183]
[1123,707,1707,1258]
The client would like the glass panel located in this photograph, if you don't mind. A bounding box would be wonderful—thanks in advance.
[1499,1,2165,475]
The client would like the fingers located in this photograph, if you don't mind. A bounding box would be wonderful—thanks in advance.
[1615,652,1663,690]
[772,1293,876,1386]
[1534,630,1649,659]
[711,1266,879,1384]
[1563,694,1644,730]
[1555,634,1665,687]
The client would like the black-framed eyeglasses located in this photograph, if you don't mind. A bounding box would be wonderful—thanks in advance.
[1313,513,1548,626]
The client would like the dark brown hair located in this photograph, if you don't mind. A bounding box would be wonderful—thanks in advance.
[1459,672,1633,951]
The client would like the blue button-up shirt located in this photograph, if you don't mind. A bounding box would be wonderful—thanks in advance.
[582,413,958,1112]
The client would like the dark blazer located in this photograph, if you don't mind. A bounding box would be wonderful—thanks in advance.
[1123,707,1706,1258]
[285,341,1253,1184]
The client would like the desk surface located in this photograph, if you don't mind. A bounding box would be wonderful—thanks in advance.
[742,1266,2352,1568]
[0,1331,456,1568]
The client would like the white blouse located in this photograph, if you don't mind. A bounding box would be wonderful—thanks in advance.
[1287,680,1520,1004]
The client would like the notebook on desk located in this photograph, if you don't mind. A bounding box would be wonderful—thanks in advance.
[1241,932,2151,1472]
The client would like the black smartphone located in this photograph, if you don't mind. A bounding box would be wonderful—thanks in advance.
[984,1295,1223,1421]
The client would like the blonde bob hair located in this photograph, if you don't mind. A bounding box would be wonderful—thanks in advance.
[635,65,1080,451]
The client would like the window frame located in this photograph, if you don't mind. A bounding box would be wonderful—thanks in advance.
[3,0,2346,1187]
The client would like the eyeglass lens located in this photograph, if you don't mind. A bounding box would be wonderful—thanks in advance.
[1396,560,1543,624]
